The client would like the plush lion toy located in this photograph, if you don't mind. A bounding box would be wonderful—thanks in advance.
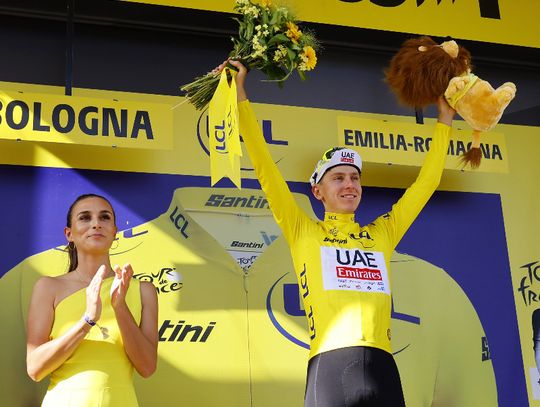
[385,36,517,168]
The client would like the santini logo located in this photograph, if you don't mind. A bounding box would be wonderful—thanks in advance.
[324,237,348,244]
[159,320,216,342]
[231,240,264,248]
[205,194,269,209]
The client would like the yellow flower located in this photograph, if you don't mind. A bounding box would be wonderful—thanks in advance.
[300,46,317,71]
[273,44,288,62]
[243,5,259,18]
[260,0,272,8]
[285,21,302,44]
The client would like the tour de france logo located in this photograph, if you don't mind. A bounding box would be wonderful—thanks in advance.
[134,267,183,294]
[517,260,540,306]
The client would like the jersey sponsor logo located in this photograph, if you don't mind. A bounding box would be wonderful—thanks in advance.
[134,267,183,294]
[299,264,310,299]
[299,265,316,340]
[158,319,216,342]
[336,266,382,281]
[204,194,269,209]
[323,237,348,244]
[348,230,375,248]
[231,240,264,249]
[349,230,372,241]
[321,247,390,294]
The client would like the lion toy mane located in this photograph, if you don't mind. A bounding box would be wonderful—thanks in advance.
[385,36,517,168]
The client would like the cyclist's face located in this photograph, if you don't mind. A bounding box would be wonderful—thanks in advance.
[312,165,362,214]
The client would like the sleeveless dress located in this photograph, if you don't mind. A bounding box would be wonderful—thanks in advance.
[41,277,142,407]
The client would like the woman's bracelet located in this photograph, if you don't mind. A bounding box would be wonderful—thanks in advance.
[83,315,96,327]
[82,315,109,339]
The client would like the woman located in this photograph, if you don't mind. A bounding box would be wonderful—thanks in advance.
[26,194,158,406]
[222,59,455,406]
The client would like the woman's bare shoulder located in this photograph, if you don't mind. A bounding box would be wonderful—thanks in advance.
[32,273,84,308]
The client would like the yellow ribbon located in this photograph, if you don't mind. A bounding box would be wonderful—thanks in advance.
[208,68,242,188]
[445,73,479,109]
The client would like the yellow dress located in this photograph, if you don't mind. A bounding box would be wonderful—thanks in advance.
[41,277,142,407]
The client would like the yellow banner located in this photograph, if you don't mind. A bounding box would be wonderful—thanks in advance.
[208,69,242,187]
[0,90,173,150]
[120,0,540,48]
[338,116,508,173]
[0,80,529,185]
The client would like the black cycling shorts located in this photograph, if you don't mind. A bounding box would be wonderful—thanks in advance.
[304,346,406,407]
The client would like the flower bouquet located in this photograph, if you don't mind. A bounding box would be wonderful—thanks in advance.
[181,0,319,110]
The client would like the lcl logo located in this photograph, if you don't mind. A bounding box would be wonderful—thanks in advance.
[196,109,288,170]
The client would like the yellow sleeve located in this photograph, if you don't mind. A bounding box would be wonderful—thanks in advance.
[374,122,451,248]
[238,100,310,244]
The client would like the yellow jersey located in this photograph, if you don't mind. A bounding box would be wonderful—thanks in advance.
[239,100,451,358]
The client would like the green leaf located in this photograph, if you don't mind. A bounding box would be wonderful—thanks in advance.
[263,64,287,81]
[286,47,296,64]
[267,33,289,46]
[245,21,254,40]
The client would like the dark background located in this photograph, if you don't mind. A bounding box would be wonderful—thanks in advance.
[0,0,538,124]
